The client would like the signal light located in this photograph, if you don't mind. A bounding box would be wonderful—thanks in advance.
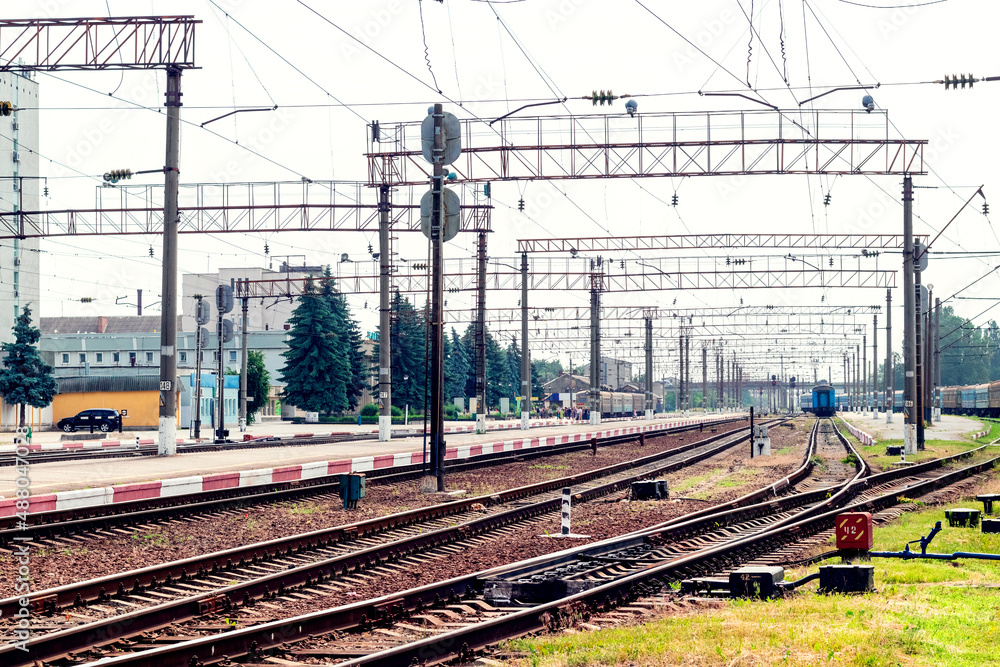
[0,101,12,116]
[484,182,491,199]
[103,169,133,183]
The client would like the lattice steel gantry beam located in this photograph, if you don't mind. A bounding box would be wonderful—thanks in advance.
[367,110,927,186]
[0,181,492,239]
[0,16,199,70]
[453,304,883,323]
[516,233,928,254]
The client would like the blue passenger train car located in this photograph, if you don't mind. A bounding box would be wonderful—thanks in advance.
[804,382,836,417]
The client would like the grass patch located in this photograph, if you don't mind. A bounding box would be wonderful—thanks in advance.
[288,502,323,515]
[974,419,1000,443]
[671,468,725,494]
[508,475,1000,667]
[132,531,167,547]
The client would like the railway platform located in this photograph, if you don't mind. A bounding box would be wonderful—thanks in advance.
[839,413,985,443]
[0,413,743,504]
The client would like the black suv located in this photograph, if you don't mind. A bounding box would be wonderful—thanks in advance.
[57,409,122,433]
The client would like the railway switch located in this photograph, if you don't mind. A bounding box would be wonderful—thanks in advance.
[944,508,980,528]
[818,565,875,594]
[729,565,785,599]
[835,512,874,551]
[630,480,668,501]
[338,473,366,510]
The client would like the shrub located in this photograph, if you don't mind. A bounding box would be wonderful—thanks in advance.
[444,403,459,419]
[391,405,403,418]
[360,403,379,417]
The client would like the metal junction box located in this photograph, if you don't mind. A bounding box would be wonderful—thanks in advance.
[945,508,981,528]
[630,480,668,501]
[981,518,1000,534]
[338,473,366,509]
[819,565,874,594]
[729,565,785,599]
[835,512,874,550]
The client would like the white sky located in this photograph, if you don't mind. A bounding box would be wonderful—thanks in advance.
[6,0,1000,378]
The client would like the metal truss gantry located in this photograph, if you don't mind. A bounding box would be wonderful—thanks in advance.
[368,109,927,186]
[0,181,492,239]
[516,233,928,254]
[0,15,201,456]
[0,16,198,70]
[451,304,883,324]
[237,256,895,296]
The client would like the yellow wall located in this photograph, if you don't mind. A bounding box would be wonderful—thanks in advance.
[53,391,180,428]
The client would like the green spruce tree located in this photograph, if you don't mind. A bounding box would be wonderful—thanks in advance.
[279,278,350,415]
[444,327,470,404]
[0,305,57,427]
[322,266,365,410]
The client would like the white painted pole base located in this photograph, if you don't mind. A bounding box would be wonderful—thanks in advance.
[887,410,894,424]
[934,407,941,422]
[158,417,177,456]
[476,413,486,434]
[521,411,529,430]
[590,412,601,425]
[645,409,653,420]
[904,423,917,454]
[378,415,391,442]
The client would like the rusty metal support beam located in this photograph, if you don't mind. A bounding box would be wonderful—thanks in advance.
[0,181,492,239]
[0,16,199,70]
[516,233,927,254]
[367,110,926,186]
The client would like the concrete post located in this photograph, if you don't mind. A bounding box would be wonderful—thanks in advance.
[378,184,392,442]
[903,176,917,454]
[157,67,181,457]
[520,252,530,430]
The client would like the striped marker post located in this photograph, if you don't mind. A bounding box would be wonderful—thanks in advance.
[561,487,572,535]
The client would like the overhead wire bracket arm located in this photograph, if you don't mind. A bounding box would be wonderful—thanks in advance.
[201,105,278,127]
[916,185,985,261]
[798,83,880,107]
[699,91,778,110]
[490,98,567,125]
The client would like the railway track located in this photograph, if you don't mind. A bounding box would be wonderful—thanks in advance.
[0,417,747,543]
[0,418,781,665]
[0,416,697,467]
[47,417,997,667]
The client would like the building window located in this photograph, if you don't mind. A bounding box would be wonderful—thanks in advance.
[229,350,237,362]
[129,352,136,366]
[113,352,120,363]
[96,353,103,363]
[146,352,154,363]
[213,351,219,362]
[180,351,187,363]
[62,353,69,364]
[79,353,86,363]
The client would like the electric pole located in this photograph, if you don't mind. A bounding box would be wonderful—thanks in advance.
[157,66,181,456]
[903,176,917,453]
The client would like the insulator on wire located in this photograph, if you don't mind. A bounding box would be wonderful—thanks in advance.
[517,198,525,212]
[984,202,990,215]
[148,246,154,257]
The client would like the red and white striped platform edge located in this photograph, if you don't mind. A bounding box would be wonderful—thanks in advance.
[970,428,989,439]
[843,421,877,446]
[0,437,170,454]
[0,417,651,454]
[0,414,736,518]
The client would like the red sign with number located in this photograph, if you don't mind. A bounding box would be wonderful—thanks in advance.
[835,512,873,550]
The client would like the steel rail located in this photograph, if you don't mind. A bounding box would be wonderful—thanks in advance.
[65,421,998,667]
[0,421,767,663]
[0,418,747,540]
